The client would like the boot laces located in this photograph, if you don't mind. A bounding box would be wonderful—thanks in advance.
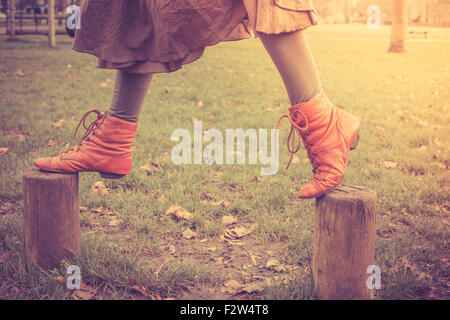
[61,110,105,154]
[276,109,320,173]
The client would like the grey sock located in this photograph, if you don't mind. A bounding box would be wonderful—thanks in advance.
[107,70,153,123]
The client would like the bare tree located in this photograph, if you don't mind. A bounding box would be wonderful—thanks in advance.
[389,0,408,52]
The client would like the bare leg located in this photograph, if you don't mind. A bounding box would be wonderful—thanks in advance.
[107,70,153,123]
[259,30,322,106]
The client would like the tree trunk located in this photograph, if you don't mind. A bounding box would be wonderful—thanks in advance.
[48,0,56,47]
[7,0,15,39]
[313,185,377,300]
[389,0,408,53]
[23,169,80,270]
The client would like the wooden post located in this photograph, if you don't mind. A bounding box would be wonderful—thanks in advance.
[7,0,15,39]
[313,185,377,300]
[48,0,56,47]
[23,169,80,270]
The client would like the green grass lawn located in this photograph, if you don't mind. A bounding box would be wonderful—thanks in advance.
[0,24,449,300]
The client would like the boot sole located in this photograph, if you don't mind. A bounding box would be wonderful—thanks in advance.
[350,130,360,150]
[99,172,126,179]
[36,167,127,180]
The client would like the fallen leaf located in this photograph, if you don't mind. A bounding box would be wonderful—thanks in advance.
[222,280,244,294]
[224,224,256,239]
[165,205,193,220]
[108,216,121,227]
[250,253,258,266]
[91,181,110,196]
[221,215,238,225]
[139,161,162,175]
[16,70,25,77]
[379,161,398,169]
[241,281,266,294]
[197,101,204,108]
[48,139,57,147]
[266,258,281,269]
[92,206,110,215]
[0,251,12,263]
[72,282,96,300]
[130,283,153,298]
[169,245,176,254]
[52,119,67,128]
[6,128,28,141]
[182,228,197,240]
[0,147,9,155]
[265,258,298,272]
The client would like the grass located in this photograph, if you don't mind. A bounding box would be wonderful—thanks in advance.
[0,24,449,300]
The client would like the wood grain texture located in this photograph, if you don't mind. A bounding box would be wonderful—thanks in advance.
[23,169,80,270]
[313,185,377,300]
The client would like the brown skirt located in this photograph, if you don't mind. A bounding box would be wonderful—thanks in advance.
[72,0,320,73]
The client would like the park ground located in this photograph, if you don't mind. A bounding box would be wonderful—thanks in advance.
[0,24,449,300]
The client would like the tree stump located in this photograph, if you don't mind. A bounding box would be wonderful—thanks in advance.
[313,185,377,300]
[23,169,80,270]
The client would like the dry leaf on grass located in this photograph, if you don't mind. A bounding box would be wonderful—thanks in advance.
[165,205,193,220]
[221,280,265,295]
[0,147,9,155]
[223,224,256,239]
[249,253,258,266]
[140,161,163,175]
[108,215,121,227]
[241,282,266,294]
[0,252,12,263]
[72,282,96,300]
[92,206,110,215]
[221,280,244,294]
[91,181,110,196]
[182,228,197,240]
[130,282,153,298]
[378,161,398,169]
[265,258,299,272]
[52,119,67,128]
[221,215,238,225]
[16,70,25,77]
[6,129,28,141]
[48,139,57,147]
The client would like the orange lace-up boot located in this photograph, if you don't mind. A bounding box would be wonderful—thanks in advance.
[276,90,360,199]
[34,110,138,179]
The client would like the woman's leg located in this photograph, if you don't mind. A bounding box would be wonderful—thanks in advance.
[259,30,322,106]
[260,30,360,199]
[107,70,154,123]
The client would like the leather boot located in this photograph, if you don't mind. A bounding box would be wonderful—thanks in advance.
[276,90,360,198]
[34,110,138,179]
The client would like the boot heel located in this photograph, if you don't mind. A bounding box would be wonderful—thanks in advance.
[100,172,126,179]
[350,131,360,150]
